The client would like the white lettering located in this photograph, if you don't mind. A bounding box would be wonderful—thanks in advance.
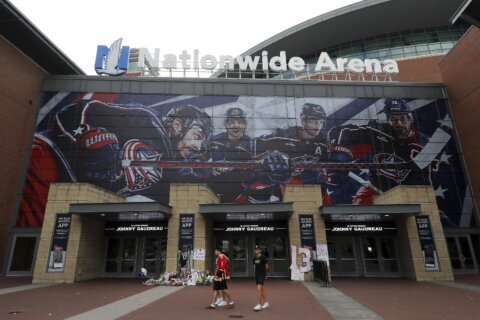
[315,52,337,72]
[336,58,348,72]
[236,55,260,71]
[163,54,177,69]
[219,55,235,70]
[179,50,191,69]
[137,48,160,68]
[364,59,382,73]
[347,58,365,73]
[200,54,217,70]
[288,57,305,72]
[269,51,287,72]
[383,59,399,74]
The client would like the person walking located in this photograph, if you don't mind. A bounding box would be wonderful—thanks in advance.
[207,247,234,309]
[253,246,269,311]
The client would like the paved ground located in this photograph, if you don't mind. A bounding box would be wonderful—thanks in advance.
[1,275,480,319]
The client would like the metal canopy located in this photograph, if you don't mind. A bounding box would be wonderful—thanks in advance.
[320,204,422,222]
[69,202,172,221]
[199,202,293,222]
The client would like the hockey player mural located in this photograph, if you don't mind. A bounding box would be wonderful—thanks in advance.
[18,93,477,229]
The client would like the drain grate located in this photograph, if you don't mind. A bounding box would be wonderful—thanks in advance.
[228,315,244,319]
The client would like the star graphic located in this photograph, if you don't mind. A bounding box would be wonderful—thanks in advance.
[72,126,85,136]
[359,169,370,176]
[434,185,448,199]
[439,152,452,165]
[383,153,397,164]
[437,114,453,129]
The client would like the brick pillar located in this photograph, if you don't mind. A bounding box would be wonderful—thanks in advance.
[375,185,454,281]
[284,185,324,281]
[33,183,126,283]
[166,184,219,273]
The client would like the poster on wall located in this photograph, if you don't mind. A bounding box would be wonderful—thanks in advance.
[299,214,316,252]
[18,92,477,232]
[47,213,72,272]
[415,215,439,271]
[179,214,194,270]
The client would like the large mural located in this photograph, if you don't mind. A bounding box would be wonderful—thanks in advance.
[18,92,477,229]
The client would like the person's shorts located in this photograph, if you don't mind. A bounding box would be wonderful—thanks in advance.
[255,276,266,285]
[213,279,228,291]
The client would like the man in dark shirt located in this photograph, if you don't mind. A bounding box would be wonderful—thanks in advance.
[253,246,269,311]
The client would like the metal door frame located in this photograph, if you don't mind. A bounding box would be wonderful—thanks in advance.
[359,236,401,277]
[103,236,139,278]
[447,235,479,273]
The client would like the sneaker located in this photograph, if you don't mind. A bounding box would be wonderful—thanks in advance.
[206,304,216,309]
[217,301,227,307]
[261,302,269,309]
[253,304,262,311]
[215,298,223,306]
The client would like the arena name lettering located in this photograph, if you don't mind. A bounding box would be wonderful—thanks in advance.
[225,226,275,232]
[136,49,399,74]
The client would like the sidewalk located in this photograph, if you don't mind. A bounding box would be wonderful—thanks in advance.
[1,275,480,319]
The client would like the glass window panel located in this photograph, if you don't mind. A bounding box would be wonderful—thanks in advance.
[383,260,399,273]
[441,42,454,50]
[123,238,137,259]
[9,237,36,272]
[429,43,441,51]
[380,238,397,259]
[107,238,120,259]
[362,237,378,259]
[364,260,381,273]
[341,260,357,273]
[105,260,118,273]
[121,260,135,273]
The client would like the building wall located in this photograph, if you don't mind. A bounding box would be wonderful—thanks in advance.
[375,185,453,281]
[33,183,125,283]
[284,185,324,281]
[439,27,480,215]
[0,36,47,270]
[167,184,219,273]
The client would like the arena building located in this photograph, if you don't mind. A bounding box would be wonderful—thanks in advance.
[1,0,480,283]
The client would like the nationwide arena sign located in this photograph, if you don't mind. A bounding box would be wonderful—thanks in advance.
[94,38,399,77]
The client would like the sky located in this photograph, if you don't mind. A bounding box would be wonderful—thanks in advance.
[10,0,362,75]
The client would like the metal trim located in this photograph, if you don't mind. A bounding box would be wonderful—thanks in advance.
[69,202,172,215]
[320,204,422,215]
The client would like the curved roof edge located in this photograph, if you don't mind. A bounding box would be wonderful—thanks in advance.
[242,0,386,56]
[241,0,464,58]
[1,0,85,75]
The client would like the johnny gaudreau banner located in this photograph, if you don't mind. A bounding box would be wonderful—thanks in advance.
[17,93,477,230]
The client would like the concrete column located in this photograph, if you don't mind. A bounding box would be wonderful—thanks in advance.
[33,183,125,283]
[166,184,219,273]
[284,185,323,281]
[375,185,454,281]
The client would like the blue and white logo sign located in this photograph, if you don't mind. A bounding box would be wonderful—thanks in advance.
[94,38,130,76]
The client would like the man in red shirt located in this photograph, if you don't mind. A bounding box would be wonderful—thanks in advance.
[207,247,234,309]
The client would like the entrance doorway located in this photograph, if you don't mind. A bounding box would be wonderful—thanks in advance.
[327,236,400,277]
[446,235,478,273]
[213,221,290,278]
[8,235,39,275]
[104,236,167,277]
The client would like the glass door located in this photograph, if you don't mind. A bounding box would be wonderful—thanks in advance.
[328,236,358,276]
[253,236,289,277]
[105,237,138,276]
[140,237,167,277]
[447,236,478,273]
[216,236,248,277]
